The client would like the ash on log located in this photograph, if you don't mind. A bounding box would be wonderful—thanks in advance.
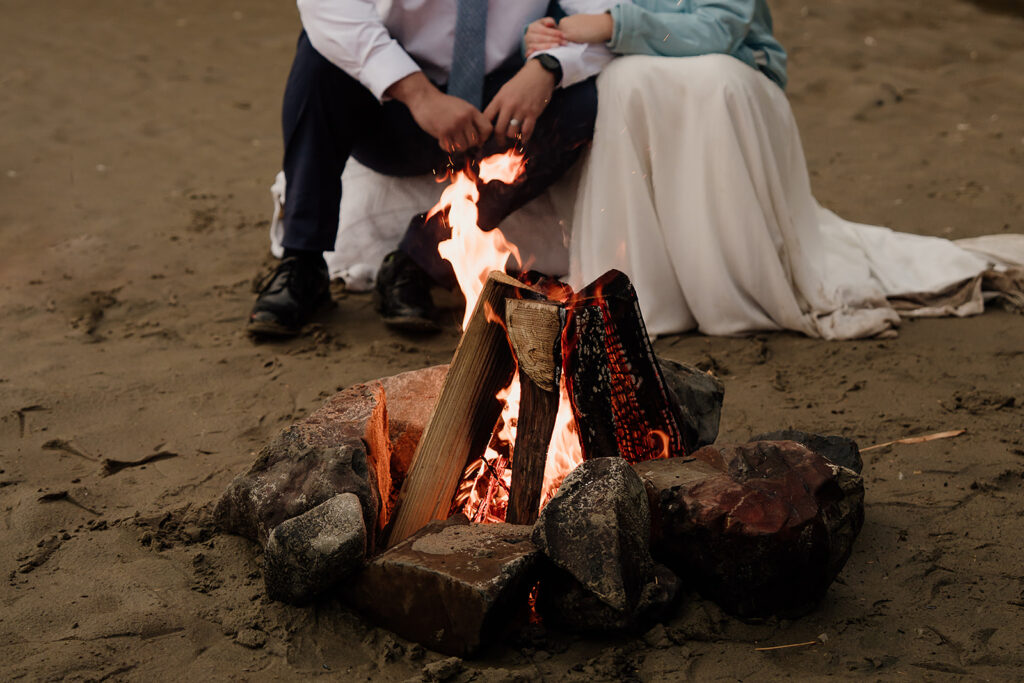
[504,299,563,525]
[386,272,546,547]
[563,270,687,463]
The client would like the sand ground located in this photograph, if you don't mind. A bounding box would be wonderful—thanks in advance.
[2,0,1023,679]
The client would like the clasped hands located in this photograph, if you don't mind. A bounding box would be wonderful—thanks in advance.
[524,13,614,56]
[387,58,558,156]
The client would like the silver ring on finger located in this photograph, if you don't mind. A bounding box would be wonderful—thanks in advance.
[508,118,522,128]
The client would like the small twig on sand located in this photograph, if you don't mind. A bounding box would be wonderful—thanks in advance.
[755,641,818,652]
[861,429,966,453]
[101,451,179,477]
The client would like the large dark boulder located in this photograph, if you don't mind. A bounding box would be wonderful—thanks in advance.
[532,458,652,611]
[532,458,678,631]
[635,441,864,618]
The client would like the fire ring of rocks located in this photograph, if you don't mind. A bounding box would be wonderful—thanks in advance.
[215,271,865,657]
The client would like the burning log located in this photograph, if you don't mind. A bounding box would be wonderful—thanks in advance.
[504,299,562,525]
[387,272,547,547]
[563,270,687,463]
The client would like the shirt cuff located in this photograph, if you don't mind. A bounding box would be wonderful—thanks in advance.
[535,42,612,88]
[359,40,422,101]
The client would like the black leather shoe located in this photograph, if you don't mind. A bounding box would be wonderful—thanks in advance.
[375,251,441,332]
[248,256,330,337]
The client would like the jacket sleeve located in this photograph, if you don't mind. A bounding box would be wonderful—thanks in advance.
[532,0,617,87]
[297,0,421,101]
[607,1,755,57]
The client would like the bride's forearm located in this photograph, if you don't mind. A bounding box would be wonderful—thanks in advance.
[558,13,614,45]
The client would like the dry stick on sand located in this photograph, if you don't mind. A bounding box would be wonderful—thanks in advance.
[861,429,966,453]
[754,641,819,652]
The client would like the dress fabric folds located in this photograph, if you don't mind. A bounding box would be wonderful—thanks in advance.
[568,54,1024,339]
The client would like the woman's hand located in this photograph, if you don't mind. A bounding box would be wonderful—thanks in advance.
[557,13,614,44]
[524,17,566,57]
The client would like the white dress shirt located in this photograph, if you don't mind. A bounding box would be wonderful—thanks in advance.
[297,0,616,101]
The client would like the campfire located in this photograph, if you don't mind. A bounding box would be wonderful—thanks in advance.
[216,151,866,658]
[389,151,687,542]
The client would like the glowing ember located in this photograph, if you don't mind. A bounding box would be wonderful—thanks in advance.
[438,150,583,524]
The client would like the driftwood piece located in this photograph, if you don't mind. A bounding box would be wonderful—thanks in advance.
[387,272,543,547]
[562,270,686,463]
[505,299,563,525]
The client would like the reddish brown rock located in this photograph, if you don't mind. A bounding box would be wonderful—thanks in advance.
[345,520,539,657]
[296,379,391,531]
[216,365,448,552]
[378,364,448,495]
[634,441,864,618]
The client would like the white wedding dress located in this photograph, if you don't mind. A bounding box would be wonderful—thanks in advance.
[568,54,1024,339]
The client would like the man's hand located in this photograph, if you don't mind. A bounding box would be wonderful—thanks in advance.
[482,59,557,145]
[386,71,493,153]
[557,13,614,44]
[524,17,567,57]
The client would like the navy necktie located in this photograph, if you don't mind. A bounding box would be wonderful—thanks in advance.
[447,0,488,109]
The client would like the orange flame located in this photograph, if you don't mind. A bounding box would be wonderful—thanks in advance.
[438,150,584,524]
[648,429,671,460]
[432,151,525,329]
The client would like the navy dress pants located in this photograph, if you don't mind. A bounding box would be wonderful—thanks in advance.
[280,32,598,287]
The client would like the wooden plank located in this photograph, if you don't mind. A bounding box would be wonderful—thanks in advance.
[504,299,563,525]
[386,272,542,547]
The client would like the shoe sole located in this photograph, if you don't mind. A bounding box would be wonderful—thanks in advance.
[247,293,332,339]
[246,318,301,338]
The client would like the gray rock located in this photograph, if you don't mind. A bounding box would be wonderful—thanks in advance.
[422,656,463,681]
[657,357,725,452]
[532,458,653,613]
[263,493,366,604]
[215,434,379,548]
[753,429,863,473]
[235,628,267,649]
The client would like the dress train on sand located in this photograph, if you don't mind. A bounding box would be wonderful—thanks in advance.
[568,54,1024,339]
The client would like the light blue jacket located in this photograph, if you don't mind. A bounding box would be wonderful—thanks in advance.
[607,0,787,88]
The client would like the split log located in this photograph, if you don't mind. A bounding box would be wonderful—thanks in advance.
[504,299,563,525]
[562,270,686,463]
[386,272,544,547]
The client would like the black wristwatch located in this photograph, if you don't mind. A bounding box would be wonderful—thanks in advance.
[532,53,563,87]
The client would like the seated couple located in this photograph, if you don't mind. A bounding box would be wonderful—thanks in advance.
[250,0,1024,341]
